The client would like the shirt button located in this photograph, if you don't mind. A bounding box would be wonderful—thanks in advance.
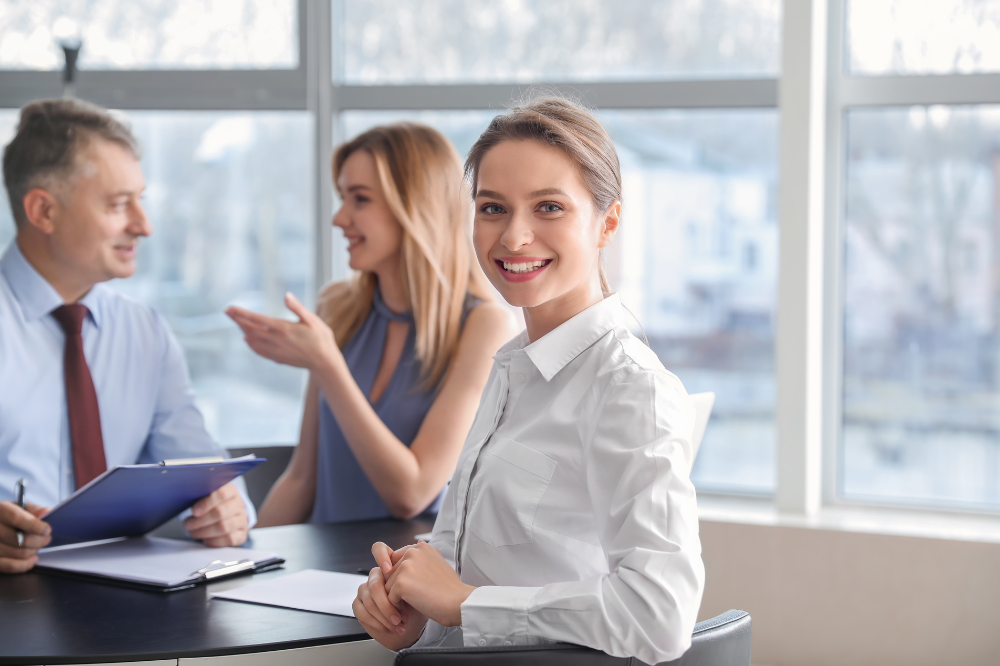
[479,639,487,646]
[517,373,525,382]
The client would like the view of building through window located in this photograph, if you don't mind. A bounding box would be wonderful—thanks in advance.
[343,109,779,495]
[0,0,297,70]
[0,111,312,447]
[340,0,781,84]
[848,0,1000,75]
[8,0,999,513]
[843,105,1000,509]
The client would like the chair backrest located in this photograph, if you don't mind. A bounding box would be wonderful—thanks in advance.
[688,392,715,474]
[393,609,751,666]
[227,445,294,510]
[661,609,751,666]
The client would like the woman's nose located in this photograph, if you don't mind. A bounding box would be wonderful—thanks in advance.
[500,211,533,251]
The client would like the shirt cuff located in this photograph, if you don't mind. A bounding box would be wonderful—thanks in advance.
[461,586,542,647]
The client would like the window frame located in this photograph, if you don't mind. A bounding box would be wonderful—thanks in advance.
[2,0,994,521]
[822,0,1000,517]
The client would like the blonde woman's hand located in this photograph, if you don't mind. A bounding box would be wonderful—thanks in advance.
[225,293,341,371]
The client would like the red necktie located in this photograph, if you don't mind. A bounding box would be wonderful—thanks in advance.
[52,304,107,489]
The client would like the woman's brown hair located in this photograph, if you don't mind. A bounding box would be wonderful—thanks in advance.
[319,123,493,387]
[464,95,622,292]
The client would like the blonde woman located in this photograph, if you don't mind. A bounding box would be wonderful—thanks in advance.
[226,123,513,525]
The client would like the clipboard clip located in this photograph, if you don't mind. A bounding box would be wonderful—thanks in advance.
[192,558,256,580]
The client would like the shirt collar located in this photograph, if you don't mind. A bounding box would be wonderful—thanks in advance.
[0,241,106,328]
[521,293,625,382]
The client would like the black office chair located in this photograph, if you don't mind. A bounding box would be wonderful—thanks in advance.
[394,608,751,666]
[227,445,294,509]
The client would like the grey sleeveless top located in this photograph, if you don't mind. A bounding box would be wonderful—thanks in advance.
[311,287,481,523]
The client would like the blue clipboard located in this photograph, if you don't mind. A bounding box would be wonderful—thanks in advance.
[43,455,264,547]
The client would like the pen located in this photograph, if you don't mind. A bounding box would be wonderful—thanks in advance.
[14,478,25,548]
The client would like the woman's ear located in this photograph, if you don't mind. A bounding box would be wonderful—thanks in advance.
[597,201,621,249]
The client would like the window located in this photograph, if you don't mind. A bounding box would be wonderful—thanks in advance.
[0,0,298,70]
[602,109,778,494]
[340,0,780,84]
[109,111,312,447]
[847,0,1000,75]
[339,107,780,495]
[834,1,1000,513]
[0,110,16,252]
[0,2,312,451]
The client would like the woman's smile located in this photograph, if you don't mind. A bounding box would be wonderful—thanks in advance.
[494,256,553,282]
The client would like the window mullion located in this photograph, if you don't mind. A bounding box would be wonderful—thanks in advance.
[775,0,828,515]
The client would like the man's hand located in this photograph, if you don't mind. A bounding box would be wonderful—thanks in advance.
[0,501,50,574]
[183,483,248,547]
[385,541,475,628]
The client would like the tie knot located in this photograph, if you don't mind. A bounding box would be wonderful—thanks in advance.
[52,304,89,336]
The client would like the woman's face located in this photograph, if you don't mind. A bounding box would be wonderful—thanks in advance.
[333,149,404,274]
[473,140,618,310]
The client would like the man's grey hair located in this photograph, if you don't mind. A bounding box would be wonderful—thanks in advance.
[2,98,140,227]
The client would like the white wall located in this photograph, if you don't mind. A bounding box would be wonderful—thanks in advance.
[698,518,1000,666]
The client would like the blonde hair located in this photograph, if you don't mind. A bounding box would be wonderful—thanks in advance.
[464,95,621,293]
[319,123,492,387]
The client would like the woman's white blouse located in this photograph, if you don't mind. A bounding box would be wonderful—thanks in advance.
[418,294,705,664]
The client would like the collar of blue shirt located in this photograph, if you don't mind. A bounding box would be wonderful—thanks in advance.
[1,241,108,328]
[493,293,626,382]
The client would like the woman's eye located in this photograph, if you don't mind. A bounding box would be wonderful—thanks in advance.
[481,203,505,215]
[538,202,562,213]
[354,195,370,205]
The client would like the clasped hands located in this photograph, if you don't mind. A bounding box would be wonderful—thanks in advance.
[353,540,476,650]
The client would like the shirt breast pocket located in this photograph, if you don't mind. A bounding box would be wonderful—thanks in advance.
[469,438,557,547]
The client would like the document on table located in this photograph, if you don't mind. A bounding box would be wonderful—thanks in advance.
[212,568,367,617]
[36,537,283,590]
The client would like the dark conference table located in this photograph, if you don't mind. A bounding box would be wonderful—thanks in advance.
[0,517,434,665]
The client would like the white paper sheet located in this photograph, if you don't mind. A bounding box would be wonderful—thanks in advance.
[212,568,367,617]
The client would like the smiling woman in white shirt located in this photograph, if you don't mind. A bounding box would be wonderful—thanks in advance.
[352,96,705,665]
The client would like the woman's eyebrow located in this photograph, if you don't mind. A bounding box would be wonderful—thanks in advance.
[345,184,372,192]
[475,189,507,200]
[527,188,569,198]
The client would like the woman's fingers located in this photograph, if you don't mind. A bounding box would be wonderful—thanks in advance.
[372,541,394,575]
[357,578,395,633]
[284,292,312,321]
[366,567,405,631]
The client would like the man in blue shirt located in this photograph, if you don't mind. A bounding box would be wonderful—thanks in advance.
[0,99,254,574]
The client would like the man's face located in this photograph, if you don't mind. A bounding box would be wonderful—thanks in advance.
[48,138,151,284]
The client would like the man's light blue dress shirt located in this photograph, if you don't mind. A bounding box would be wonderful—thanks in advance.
[0,241,255,524]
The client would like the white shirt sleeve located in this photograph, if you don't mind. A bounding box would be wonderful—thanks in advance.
[459,368,704,664]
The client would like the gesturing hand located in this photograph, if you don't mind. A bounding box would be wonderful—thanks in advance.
[226,293,340,372]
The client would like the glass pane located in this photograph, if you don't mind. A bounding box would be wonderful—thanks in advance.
[340,0,781,84]
[0,110,17,253]
[848,0,1000,75]
[0,0,297,70]
[843,105,1000,509]
[0,111,311,446]
[341,108,779,495]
